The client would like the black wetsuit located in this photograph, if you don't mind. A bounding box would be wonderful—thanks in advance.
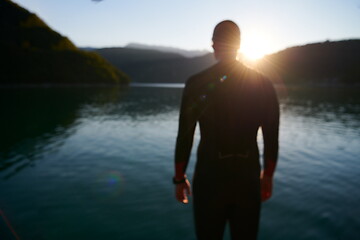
[175,60,279,240]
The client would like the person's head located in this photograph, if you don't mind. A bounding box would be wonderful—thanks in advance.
[212,20,240,61]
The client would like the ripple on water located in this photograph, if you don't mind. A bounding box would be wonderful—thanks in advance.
[0,86,359,240]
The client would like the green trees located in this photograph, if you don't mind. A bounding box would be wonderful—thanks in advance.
[0,0,129,85]
[257,40,360,84]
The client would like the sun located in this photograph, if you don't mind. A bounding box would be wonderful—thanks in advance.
[240,45,266,61]
[238,31,275,62]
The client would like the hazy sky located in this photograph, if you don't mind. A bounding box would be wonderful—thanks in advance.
[12,0,360,56]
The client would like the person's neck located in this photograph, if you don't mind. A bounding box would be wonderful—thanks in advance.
[215,52,238,63]
[217,56,237,63]
[220,57,237,61]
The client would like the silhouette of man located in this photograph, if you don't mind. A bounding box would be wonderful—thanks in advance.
[173,20,279,240]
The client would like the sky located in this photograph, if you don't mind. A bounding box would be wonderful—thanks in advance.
[12,0,360,58]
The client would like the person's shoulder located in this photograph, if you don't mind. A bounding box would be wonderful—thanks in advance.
[187,64,219,85]
[184,63,219,92]
[240,64,273,88]
[240,64,267,81]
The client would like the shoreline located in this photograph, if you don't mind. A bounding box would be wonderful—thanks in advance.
[0,82,359,89]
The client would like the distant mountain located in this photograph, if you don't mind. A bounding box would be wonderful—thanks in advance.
[119,53,216,83]
[93,47,185,65]
[93,40,360,85]
[89,46,216,83]
[0,0,129,85]
[87,42,360,85]
[256,40,360,84]
[125,43,209,58]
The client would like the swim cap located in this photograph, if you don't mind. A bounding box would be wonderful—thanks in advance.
[212,20,240,48]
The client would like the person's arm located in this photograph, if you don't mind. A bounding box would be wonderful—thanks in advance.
[174,82,197,204]
[261,80,280,202]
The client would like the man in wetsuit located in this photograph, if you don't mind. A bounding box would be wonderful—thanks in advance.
[173,20,279,240]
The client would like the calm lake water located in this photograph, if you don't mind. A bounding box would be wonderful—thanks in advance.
[0,84,359,240]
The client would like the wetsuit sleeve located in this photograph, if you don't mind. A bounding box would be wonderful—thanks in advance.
[174,81,197,178]
[261,80,280,177]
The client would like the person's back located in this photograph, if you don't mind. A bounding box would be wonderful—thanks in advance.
[173,20,279,240]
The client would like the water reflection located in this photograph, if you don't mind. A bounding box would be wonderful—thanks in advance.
[0,86,359,179]
[280,87,360,130]
[80,87,183,120]
[0,87,127,178]
[0,85,360,240]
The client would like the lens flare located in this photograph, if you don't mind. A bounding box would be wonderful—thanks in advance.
[96,170,125,199]
[220,75,227,82]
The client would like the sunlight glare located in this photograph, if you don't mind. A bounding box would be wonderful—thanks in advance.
[239,31,275,61]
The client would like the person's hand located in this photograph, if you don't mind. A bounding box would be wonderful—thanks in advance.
[175,179,191,204]
[260,171,273,202]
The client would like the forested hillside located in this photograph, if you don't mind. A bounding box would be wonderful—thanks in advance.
[257,40,360,84]
[92,47,215,83]
[0,0,129,85]
[91,40,360,85]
